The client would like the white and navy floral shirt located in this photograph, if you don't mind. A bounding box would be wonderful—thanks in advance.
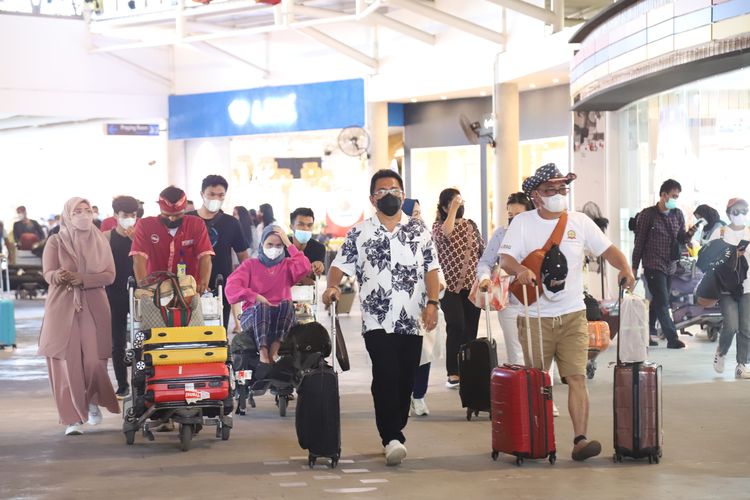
[332,213,440,336]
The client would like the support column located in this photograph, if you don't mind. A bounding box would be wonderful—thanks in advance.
[493,82,520,228]
[167,140,188,189]
[367,101,390,175]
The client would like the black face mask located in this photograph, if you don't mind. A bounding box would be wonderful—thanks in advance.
[377,194,402,217]
[161,217,183,229]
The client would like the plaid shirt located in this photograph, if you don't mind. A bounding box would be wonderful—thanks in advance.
[632,205,690,274]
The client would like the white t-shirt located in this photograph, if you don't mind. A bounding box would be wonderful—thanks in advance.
[708,225,750,294]
[500,210,613,317]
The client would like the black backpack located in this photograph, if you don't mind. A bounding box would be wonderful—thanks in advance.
[584,291,602,321]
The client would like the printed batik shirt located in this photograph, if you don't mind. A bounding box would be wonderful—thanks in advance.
[332,213,440,336]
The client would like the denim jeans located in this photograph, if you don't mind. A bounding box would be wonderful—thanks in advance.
[644,269,678,342]
[718,293,750,365]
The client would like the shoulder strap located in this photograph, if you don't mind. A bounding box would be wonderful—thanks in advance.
[720,226,726,240]
[543,212,568,251]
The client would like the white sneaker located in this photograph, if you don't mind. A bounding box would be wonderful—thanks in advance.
[552,402,560,418]
[714,351,726,373]
[736,364,750,379]
[412,398,430,416]
[87,404,102,426]
[384,439,407,466]
[65,423,83,436]
[445,378,460,390]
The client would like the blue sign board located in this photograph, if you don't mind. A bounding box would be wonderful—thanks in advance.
[168,78,366,140]
[106,123,160,136]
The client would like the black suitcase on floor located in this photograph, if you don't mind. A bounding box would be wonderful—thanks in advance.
[295,302,342,468]
[458,292,498,420]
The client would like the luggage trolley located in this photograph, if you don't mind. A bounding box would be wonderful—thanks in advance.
[121,275,234,451]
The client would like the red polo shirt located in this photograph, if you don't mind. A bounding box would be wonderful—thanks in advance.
[129,215,214,280]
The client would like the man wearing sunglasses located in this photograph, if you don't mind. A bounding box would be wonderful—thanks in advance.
[323,169,440,466]
[500,163,634,462]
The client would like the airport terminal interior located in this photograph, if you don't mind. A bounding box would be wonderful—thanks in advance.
[1,0,750,498]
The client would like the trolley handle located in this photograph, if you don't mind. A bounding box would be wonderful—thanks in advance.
[521,280,545,371]
[330,299,337,373]
[616,277,627,366]
[484,290,492,343]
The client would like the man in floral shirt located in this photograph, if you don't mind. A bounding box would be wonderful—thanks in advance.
[323,169,441,466]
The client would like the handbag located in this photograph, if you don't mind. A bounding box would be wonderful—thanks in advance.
[469,267,510,311]
[137,273,204,328]
[508,212,568,305]
[134,271,197,304]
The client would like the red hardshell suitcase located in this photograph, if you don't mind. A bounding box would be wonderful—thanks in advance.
[491,285,556,465]
[145,362,230,405]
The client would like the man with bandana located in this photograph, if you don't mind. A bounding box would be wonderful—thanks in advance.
[500,163,635,462]
[130,186,214,294]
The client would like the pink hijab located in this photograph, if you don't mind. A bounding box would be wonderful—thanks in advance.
[57,197,112,311]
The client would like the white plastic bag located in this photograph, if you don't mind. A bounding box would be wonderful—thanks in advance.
[619,294,649,363]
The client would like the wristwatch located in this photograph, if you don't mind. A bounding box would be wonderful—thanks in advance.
[427,299,439,308]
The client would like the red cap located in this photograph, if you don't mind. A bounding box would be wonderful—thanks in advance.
[727,198,748,210]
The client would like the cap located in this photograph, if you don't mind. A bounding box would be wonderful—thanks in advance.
[522,163,577,196]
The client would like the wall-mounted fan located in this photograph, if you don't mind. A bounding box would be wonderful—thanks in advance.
[459,114,495,147]
[338,126,370,157]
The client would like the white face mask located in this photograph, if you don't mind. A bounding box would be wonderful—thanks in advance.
[730,214,747,227]
[542,194,568,213]
[204,197,223,213]
[263,247,283,260]
[118,217,136,230]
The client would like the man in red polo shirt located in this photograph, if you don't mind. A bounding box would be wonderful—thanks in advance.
[130,186,214,293]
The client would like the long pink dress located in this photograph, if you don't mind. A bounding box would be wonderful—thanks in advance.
[39,224,120,425]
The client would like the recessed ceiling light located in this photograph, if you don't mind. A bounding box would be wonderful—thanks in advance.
[410,98,418,103]
[529,83,537,89]
[440,96,447,100]
[552,78,560,84]
[479,91,487,96]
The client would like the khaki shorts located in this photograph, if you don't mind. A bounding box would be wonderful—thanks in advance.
[517,310,588,382]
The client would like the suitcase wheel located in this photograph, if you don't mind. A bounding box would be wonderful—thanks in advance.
[466,409,472,421]
[491,451,499,461]
[277,395,288,417]
[308,456,316,469]
[330,455,339,469]
[549,452,556,465]
[124,430,135,445]
[515,457,524,466]
[249,393,256,408]
[613,453,623,463]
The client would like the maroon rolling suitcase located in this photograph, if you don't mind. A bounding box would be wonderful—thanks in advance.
[491,285,556,465]
[613,283,663,464]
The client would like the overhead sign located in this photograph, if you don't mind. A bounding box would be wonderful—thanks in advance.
[105,123,160,136]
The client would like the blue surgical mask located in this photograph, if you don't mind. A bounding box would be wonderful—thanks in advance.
[665,198,678,210]
[294,229,312,244]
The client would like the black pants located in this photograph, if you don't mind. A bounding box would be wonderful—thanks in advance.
[364,330,423,446]
[441,289,481,376]
[109,297,129,390]
[644,269,678,342]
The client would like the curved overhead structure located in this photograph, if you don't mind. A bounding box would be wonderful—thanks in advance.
[570,0,750,111]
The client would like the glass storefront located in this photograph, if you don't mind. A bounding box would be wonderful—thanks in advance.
[618,67,750,253]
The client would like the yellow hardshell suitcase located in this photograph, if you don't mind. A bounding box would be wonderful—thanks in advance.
[144,346,229,366]
[134,326,227,349]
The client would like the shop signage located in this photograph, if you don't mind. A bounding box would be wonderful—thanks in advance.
[105,123,160,136]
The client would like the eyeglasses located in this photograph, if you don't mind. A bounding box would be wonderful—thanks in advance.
[538,186,569,196]
[731,208,749,216]
[373,188,404,198]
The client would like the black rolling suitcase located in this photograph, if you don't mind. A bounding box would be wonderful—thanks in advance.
[295,300,341,468]
[459,291,498,421]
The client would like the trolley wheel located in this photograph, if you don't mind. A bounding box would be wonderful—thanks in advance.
[179,424,193,452]
[466,409,472,421]
[586,361,596,380]
[491,451,499,461]
[549,452,556,465]
[278,396,288,417]
[221,424,231,441]
[125,430,135,445]
[708,327,719,342]
[249,394,256,408]
[515,457,524,467]
[308,456,316,469]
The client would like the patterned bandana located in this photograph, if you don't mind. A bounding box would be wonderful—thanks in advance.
[158,194,187,215]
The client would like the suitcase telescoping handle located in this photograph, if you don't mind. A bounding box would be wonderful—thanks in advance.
[330,298,338,373]
[484,290,493,343]
[0,255,8,293]
[616,277,627,366]
[521,282,545,371]
[127,276,136,341]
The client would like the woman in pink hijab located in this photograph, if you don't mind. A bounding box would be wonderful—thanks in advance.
[39,198,120,435]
